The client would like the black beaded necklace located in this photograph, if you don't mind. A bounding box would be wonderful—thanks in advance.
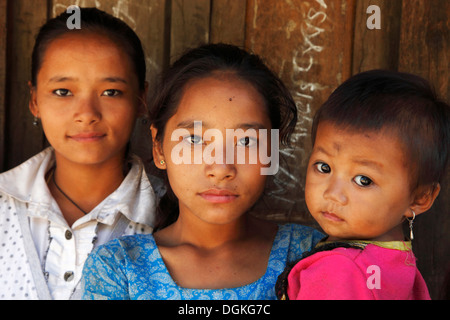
[52,171,88,215]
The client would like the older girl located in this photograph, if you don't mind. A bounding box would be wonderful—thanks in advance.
[0,8,156,300]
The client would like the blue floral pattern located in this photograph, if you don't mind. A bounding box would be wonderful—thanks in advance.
[81,224,323,300]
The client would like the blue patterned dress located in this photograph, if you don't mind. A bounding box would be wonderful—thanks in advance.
[81,223,323,300]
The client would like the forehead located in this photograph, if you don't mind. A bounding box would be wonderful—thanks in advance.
[36,32,137,86]
[42,32,132,68]
[46,32,126,59]
[168,76,271,129]
[313,122,408,165]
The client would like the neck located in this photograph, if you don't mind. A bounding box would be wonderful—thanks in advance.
[162,213,250,250]
[50,152,127,224]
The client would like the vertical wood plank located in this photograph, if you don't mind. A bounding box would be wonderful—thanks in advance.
[210,0,247,47]
[0,0,7,170]
[246,0,355,224]
[352,0,402,73]
[170,0,211,62]
[399,0,449,99]
[5,0,47,170]
[398,0,449,300]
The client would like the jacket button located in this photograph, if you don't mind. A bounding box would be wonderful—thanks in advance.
[64,271,74,282]
[65,230,72,240]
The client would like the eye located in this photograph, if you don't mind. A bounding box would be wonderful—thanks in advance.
[102,89,122,97]
[53,89,73,96]
[184,135,203,145]
[237,136,257,147]
[314,162,331,174]
[354,175,373,187]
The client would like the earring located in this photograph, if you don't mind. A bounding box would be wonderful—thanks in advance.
[160,159,165,166]
[406,210,416,240]
[32,116,39,126]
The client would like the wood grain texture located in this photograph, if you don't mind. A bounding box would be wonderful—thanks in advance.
[170,0,210,62]
[210,0,247,46]
[5,0,47,170]
[352,0,402,73]
[0,0,7,169]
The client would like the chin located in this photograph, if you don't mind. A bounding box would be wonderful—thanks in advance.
[65,154,116,167]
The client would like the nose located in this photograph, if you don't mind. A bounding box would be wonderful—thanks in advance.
[205,162,236,182]
[204,141,236,182]
[323,176,348,205]
[74,94,101,125]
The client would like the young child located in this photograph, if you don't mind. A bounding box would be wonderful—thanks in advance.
[0,8,157,300]
[276,70,449,300]
[81,43,324,300]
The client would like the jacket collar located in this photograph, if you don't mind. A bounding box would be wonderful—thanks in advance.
[0,147,54,203]
[0,147,156,227]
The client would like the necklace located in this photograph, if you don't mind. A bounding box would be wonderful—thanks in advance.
[52,171,88,215]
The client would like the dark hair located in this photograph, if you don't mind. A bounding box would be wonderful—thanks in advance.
[31,7,146,90]
[311,69,450,191]
[149,43,298,230]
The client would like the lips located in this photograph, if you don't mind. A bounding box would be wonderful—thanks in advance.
[322,211,344,222]
[199,188,238,203]
[68,132,106,142]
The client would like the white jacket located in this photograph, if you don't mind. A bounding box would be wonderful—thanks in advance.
[0,148,157,299]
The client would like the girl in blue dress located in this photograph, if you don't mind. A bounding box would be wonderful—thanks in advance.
[81,44,324,300]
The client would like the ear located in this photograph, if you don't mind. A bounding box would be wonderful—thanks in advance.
[150,124,166,170]
[408,183,441,218]
[28,81,39,117]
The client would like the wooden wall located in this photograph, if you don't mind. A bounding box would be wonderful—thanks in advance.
[0,0,448,299]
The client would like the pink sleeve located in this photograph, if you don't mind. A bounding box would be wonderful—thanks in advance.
[287,251,376,300]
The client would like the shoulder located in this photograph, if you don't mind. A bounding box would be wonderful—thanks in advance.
[90,234,157,264]
[283,223,324,238]
[0,148,54,200]
[287,247,377,299]
[96,233,155,252]
[0,193,20,221]
[295,246,365,270]
[277,223,325,261]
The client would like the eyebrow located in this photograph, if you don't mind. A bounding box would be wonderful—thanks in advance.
[175,120,268,130]
[48,76,78,83]
[313,146,384,172]
[237,122,268,130]
[313,146,332,157]
[101,77,129,84]
[351,159,384,172]
[48,76,128,84]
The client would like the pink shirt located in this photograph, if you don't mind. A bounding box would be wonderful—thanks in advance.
[287,242,430,300]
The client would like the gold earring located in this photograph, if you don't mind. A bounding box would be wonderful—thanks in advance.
[160,159,165,165]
